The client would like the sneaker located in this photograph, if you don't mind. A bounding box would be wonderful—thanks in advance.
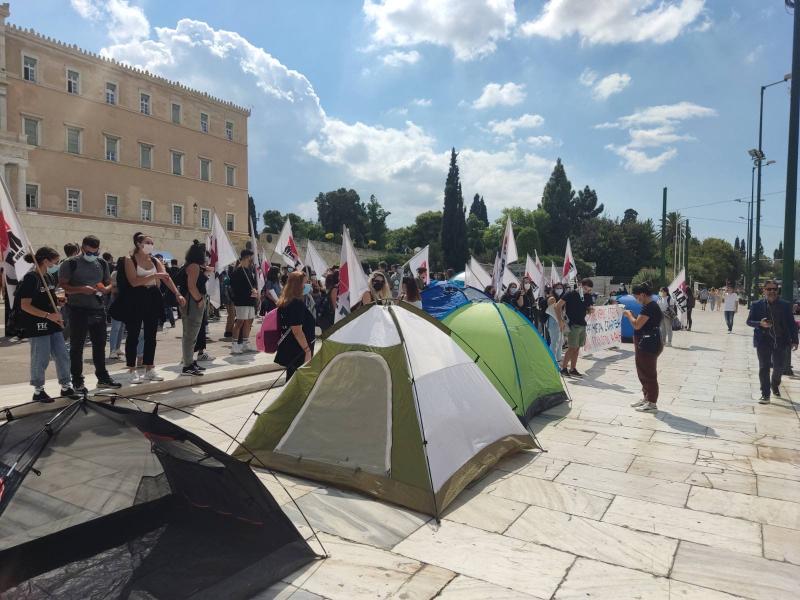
[144,370,164,382]
[73,384,89,397]
[231,342,242,355]
[771,385,781,398]
[635,402,658,413]
[96,377,122,389]
[191,361,207,371]
[61,387,80,400]
[630,399,647,408]
[568,369,583,377]
[242,340,258,353]
[196,351,215,362]
[32,389,54,403]
[181,366,203,377]
[758,396,771,405]
[130,371,145,385]
[560,367,570,376]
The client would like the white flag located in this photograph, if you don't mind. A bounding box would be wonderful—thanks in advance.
[492,216,518,300]
[550,262,560,287]
[0,177,33,308]
[465,256,491,290]
[335,226,369,322]
[408,245,430,285]
[206,212,238,308]
[501,266,520,295]
[250,230,266,292]
[668,268,689,314]
[525,254,544,299]
[305,240,329,283]
[275,218,304,270]
[534,251,546,298]
[562,238,578,284]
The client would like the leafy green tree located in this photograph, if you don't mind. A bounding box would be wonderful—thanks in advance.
[691,238,743,287]
[262,209,284,233]
[516,227,541,259]
[469,193,489,226]
[366,194,390,249]
[632,267,666,289]
[440,148,469,269]
[622,208,638,224]
[574,186,604,231]
[774,241,784,260]
[466,213,487,257]
[315,188,368,245]
[482,207,539,254]
[386,211,444,269]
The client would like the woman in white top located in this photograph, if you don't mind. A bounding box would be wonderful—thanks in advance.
[657,286,674,346]
[123,233,185,383]
[399,276,422,308]
[546,284,566,362]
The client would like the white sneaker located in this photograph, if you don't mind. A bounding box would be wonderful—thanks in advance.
[231,342,242,355]
[242,340,257,353]
[144,370,164,382]
[196,352,215,362]
[130,371,145,385]
[635,402,658,413]
[630,399,647,408]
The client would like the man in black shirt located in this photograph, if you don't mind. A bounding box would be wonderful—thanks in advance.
[557,277,594,377]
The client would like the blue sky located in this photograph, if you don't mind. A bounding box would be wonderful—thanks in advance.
[14,1,796,255]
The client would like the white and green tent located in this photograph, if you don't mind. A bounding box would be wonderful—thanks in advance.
[236,302,533,517]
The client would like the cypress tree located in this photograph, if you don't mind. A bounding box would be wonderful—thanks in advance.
[441,148,469,269]
[468,193,489,226]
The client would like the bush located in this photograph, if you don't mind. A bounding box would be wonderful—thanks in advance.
[631,267,667,289]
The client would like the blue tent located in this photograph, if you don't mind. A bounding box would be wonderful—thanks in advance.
[421,281,491,319]
[617,294,659,341]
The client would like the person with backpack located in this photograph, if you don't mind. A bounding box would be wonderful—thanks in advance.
[18,247,78,402]
[58,235,121,393]
[179,241,209,376]
[230,249,259,354]
[657,286,675,347]
[316,270,338,332]
[121,233,185,384]
[275,271,315,380]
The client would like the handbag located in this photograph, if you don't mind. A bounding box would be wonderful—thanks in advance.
[637,330,661,354]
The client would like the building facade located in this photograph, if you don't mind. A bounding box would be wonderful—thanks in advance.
[0,3,250,258]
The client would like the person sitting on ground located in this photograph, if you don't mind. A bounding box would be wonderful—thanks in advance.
[399,276,422,308]
[19,247,78,402]
[557,277,594,377]
[275,271,316,380]
[624,282,664,413]
[230,249,259,354]
[362,271,392,305]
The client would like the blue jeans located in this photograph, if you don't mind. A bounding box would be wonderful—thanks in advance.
[548,317,562,362]
[30,333,71,389]
[109,318,125,353]
[724,311,735,332]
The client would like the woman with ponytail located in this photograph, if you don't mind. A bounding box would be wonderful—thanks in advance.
[19,247,77,402]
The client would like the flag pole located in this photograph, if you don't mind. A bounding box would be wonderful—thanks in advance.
[0,175,61,325]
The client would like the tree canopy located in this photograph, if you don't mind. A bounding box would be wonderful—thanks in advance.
[440,148,469,269]
[315,188,369,245]
[468,194,489,226]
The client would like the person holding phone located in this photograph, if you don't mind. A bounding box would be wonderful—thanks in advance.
[230,249,259,354]
[746,280,799,404]
[623,282,663,413]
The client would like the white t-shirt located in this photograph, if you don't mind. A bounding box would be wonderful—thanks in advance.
[723,292,738,311]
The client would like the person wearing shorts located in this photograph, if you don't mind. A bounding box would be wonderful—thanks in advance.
[230,249,258,354]
[557,278,594,377]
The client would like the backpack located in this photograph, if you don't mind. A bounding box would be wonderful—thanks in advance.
[173,265,188,296]
[255,308,289,353]
[108,257,131,322]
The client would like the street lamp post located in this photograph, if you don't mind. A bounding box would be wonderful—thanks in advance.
[739,161,775,304]
[753,74,791,296]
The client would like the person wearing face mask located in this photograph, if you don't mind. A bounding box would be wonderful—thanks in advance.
[656,286,675,347]
[547,284,566,362]
[518,277,537,324]
[362,271,392,305]
[230,249,259,354]
[624,282,663,413]
[123,233,185,383]
[58,235,120,393]
[557,278,594,377]
[275,271,316,379]
[747,280,799,404]
[19,247,78,402]
[501,282,524,310]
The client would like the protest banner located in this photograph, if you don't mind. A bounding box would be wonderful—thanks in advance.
[583,304,624,354]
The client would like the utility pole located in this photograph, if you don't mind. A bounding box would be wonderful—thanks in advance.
[684,220,690,286]
[783,0,800,301]
[660,187,667,284]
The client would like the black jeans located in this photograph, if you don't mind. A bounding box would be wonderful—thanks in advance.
[686,306,693,330]
[125,287,162,367]
[69,307,110,385]
[756,341,789,398]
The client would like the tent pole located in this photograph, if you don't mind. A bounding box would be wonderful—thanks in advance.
[386,305,441,522]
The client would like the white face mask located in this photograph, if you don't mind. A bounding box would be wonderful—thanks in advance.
[554,288,563,296]
[524,283,531,291]
[142,243,154,255]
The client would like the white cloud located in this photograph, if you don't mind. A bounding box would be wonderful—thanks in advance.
[579,70,631,100]
[412,98,432,107]
[519,0,707,45]
[70,0,101,20]
[364,0,517,60]
[745,45,763,65]
[591,73,631,100]
[381,50,421,67]
[472,82,526,109]
[600,101,714,172]
[525,135,558,148]
[70,0,149,43]
[606,145,678,173]
[488,113,545,137]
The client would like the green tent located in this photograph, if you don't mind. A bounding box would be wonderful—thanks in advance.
[442,302,566,422]
[236,303,533,517]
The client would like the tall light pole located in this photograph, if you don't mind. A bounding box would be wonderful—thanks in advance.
[754,73,791,295]
[738,160,775,304]
[784,1,800,301]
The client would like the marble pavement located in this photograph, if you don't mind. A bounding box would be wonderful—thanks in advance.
[162,307,800,600]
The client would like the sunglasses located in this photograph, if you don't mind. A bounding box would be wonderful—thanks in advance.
[765,288,778,292]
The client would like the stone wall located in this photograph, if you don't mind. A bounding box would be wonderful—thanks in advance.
[257,234,387,267]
